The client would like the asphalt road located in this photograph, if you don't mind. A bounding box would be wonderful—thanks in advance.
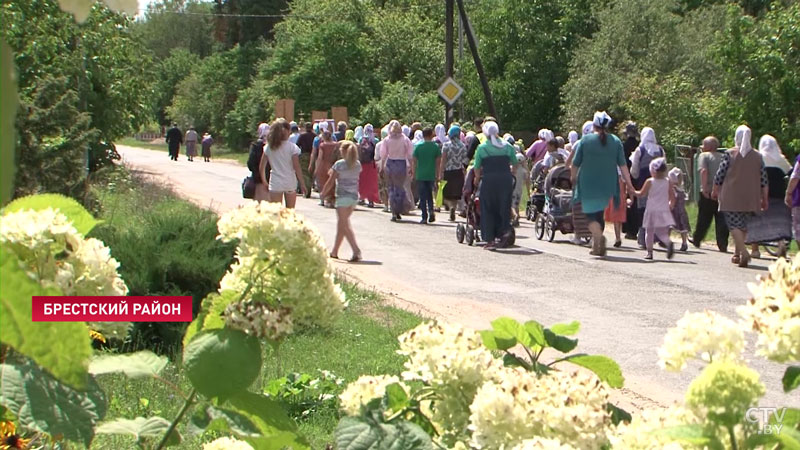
[118,145,799,411]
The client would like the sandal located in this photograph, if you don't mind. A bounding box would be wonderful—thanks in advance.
[731,254,741,264]
[739,253,751,268]
[349,253,362,263]
[329,253,339,259]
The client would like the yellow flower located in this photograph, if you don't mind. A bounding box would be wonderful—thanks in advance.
[0,421,30,450]
[89,329,106,344]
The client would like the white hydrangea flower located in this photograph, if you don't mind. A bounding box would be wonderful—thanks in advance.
[202,436,254,450]
[608,405,701,449]
[468,367,611,450]
[738,255,800,363]
[224,301,293,341]
[216,202,346,329]
[657,310,745,372]
[338,375,404,416]
[397,322,499,444]
[512,437,578,449]
[1,208,128,296]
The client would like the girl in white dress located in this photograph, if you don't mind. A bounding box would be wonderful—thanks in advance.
[634,157,675,260]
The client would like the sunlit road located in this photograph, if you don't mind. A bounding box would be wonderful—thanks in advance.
[118,144,798,411]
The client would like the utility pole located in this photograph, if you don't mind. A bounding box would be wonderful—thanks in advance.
[444,0,454,127]
[455,0,497,121]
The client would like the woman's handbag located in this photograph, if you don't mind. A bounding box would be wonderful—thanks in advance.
[242,176,256,199]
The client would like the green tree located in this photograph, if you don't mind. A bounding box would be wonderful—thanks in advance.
[133,0,216,60]
[358,81,443,126]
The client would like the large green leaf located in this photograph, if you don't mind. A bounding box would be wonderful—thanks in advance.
[96,416,181,446]
[335,416,434,450]
[188,404,261,437]
[606,403,632,426]
[88,351,168,379]
[0,250,91,389]
[0,361,107,447]
[3,194,99,236]
[227,391,310,450]
[383,383,409,414]
[563,354,624,388]
[0,41,17,207]
[549,321,580,336]
[783,366,800,393]
[479,329,516,351]
[652,425,724,450]
[491,317,536,348]
[183,329,262,400]
[524,320,546,346]
[543,329,578,354]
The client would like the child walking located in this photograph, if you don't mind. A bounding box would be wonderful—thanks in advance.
[634,158,675,260]
[604,168,627,247]
[668,167,691,251]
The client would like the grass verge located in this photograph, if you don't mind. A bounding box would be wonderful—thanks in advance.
[117,137,250,165]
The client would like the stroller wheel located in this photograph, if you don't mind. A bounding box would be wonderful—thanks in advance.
[456,223,466,244]
[504,226,516,247]
[546,217,556,242]
[466,225,475,246]
[526,204,535,222]
[534,214,546,240]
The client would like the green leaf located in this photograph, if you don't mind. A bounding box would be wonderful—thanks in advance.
[606,403,632,426]
[89,351,168,379]
[3,193,99,236]
[188,404,261,437]
[384,383,409,413]
[201,290,240,332]
[0,361,107,447]
[491,317,535,348]
[783,366,800,393]
[563,354,624,388]
[652,425,724,450]
[96,416,181,446]
[0,250,91,389]
[184,329,262,400]
[549,321,580,336]
[523,320,546,346]
[0,41,17,207]
[227,391,310,450]
[543,329,578,354]
[479,329,516,351]
[774,426,800,450]
[335,416,434,450]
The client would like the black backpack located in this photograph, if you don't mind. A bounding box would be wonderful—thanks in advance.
[247,139,265,175]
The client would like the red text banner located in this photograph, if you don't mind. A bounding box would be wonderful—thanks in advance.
[31,296,193,322]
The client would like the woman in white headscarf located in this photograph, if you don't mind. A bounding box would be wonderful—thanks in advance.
[435,124,448,147]
[711,125,769,267]
[565,131,579,152]
[629,127,665,246]
[380,120,414,221]
[375,124,391,211]
[744,134,792,257]
[473,121,519,249]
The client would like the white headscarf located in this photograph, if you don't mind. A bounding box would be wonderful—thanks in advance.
[435,123,447,144]
[402,125,411,137]
[412,130,423,144]
[640,127,661,157]
[568,131,579,146]
[257,122,269,139]
[353,126,363,142]
[581,121,593,137]
[482,121,505,148]
[319,121,330,133]
[758,134,790,172]
[668,167,682,186]
[363,124,374,142]
[735,125,753,157]
[592,111,612,129]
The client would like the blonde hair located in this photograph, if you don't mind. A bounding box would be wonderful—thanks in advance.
[267,118,289,150]
[340,141,358,168]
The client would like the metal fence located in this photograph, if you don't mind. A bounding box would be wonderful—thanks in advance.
[674,145,728,203]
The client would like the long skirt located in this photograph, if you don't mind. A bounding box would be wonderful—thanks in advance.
[315,161,333,201]
[186,141,197,157]
[604,180,627,224]
[443,169,465,201]
[379,168,389,208]
[405,178,416,211]
[479,174,513,242]
[358,161,380,203]
[385,159,408,215]
[745,198,793,243]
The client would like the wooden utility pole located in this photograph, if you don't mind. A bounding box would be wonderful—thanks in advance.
[455,0,497,121]
[444,0,454,127]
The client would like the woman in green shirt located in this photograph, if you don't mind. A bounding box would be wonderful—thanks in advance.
[570,111,636,257]
[473,121,518,250]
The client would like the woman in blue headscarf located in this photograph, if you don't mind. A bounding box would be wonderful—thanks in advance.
[440,125,469,221]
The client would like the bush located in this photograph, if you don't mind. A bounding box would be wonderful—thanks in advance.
[89,169,236,355]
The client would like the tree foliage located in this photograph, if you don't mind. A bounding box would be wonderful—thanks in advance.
[133,0,216,60]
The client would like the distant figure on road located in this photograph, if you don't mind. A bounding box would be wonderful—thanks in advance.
[184,126,198,162]
[473,121,518,250]
[165,123,182,161]
[633,157,675,260]
[248,122,270,202]
[381,120,413,222]
[260,118,306,208]
[311,125,338,207]
[440,125,469,222]
[693,136,729,251]
[621,122,640,239]
[327,141,362,262]
[296,122,315,198]
[745,134,792,257]
[289,121,300,144]
[630,127,665,247]
[412,128,441,224]
[201,132,213,162]
[334,121,348,142]
[357,124,380,208]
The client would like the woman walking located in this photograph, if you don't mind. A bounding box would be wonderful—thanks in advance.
[310,126,338,206]
[326,142,362,262]
[473,121,518,250]
[259,118,307,208]
[440,125,469,221]
[185,126,198,162]
[745,134,792,257]
[712,125,769,267]
[380,120,413,221]
[201,132,213,162]
[633,158,675,260]
[629,127,665,246]
[357,124,380,207]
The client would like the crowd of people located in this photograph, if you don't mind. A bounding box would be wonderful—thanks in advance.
[237,113,797,266]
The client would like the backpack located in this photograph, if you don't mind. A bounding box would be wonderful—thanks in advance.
[247,139,265,174]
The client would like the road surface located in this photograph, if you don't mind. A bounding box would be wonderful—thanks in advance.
[117,145,798,411]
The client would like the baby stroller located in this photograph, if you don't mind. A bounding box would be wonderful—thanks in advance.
[457,168,516,247]
[525,160,547,222]
[534,164,588,242]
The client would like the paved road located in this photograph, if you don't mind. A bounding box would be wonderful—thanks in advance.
[118,145,798,411]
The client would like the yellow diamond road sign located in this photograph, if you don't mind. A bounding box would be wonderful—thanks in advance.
[438,77,464,105]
